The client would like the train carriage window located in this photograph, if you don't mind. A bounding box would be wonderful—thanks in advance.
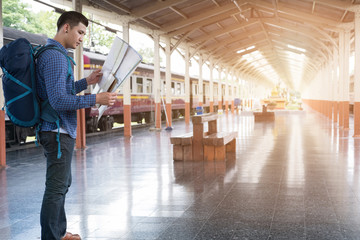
[162,81,166,94]
[176,83,181,95]
[171,82,175,94]
[136,77,143,93]
[205,84,210,96]
[180,82,185,95]
[130,76,133,92]
[193,84,198,95]
[146,78,152,93]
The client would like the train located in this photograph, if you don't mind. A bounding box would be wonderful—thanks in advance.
[3,27,235,147]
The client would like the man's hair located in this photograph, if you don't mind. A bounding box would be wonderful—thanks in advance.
[57,11,88,32]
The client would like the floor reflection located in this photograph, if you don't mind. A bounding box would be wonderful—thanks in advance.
[0,169,10,239]
[3,110,360,239]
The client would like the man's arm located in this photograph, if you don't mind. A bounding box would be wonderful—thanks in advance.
[74,69,102,93]
[43,53,96,111]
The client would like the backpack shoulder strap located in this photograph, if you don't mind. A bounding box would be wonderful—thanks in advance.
[35,45,76,95]
[35,44,75,65]
[34,44,75,159]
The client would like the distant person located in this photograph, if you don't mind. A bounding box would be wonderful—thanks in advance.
[36,11,117,240]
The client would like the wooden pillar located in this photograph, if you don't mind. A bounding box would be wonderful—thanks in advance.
[0,0,5,167]
[218,68,222,111]
[333,50,339,124]
[236,74,240,114]
[209,62,214,113]
[154,33,161,129]
[122,22,132,136]
[73,0,86,149]
[185,45,190,124]
[354,11,360,136]
[165,36,172,128]
[231,75,235,114]
[328,64,333,120]
[198,56,203,107]
[225,71,229,114]
[339,30,345,128]
[0,110,5,167]
[343,29,350,129]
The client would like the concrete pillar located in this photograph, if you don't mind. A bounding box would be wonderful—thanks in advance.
[123,22,132,136]
[184,45,190,124]
[153,33,161,129]
[165,36,172,128]
[354,11,360,136]
[73,0,87,149]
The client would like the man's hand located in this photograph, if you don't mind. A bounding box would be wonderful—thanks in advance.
[96,92,117,106]
[86,69,103,85]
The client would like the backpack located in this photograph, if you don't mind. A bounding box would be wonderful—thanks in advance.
[0,38,75,158]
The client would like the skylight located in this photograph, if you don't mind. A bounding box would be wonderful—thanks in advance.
[241,50,281,85]
[287,44,306,53]
[237,45,255,54]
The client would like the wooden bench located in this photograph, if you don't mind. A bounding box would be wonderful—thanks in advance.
[192,113,218,161]
[254,105,275,122]
[203,131,237,161]
[170,113,236,161]
[170,133,193,161]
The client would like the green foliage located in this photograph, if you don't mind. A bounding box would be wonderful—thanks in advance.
[36,11,58,38]
[83,15,115,53]
[2,1,115,53]
[1,1,155,57]
[138,47,155,64]
[3,0,49,34]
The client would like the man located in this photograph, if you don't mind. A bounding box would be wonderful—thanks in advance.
[36,11,117,240]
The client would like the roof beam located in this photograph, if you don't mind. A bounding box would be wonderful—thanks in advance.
[132,0,188,18]
[162,2,237,33]
[166,11,239,37]
[102,0,130,13]
[249,0,347,30]
[191,19,258,44]
[311,0,357,11]
[263,19,332,59]
[201,28,264,54]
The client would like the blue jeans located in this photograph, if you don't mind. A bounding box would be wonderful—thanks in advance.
[39,132,75,240]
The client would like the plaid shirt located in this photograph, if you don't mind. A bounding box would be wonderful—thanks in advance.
[36,39,96,139]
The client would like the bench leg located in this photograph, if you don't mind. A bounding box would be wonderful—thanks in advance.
[183,145,193,161]
[204,145,215,161]
[173,145,184,161]
[214,146,226,161]
[226,139,236,152]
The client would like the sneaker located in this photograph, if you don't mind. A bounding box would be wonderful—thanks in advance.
[61,232,81,240]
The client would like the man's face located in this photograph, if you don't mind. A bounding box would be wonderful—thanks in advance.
[65,23,86,49]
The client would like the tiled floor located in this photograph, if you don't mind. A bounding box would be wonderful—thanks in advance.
[1,108,360,240]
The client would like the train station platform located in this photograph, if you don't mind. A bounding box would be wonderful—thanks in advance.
[1,109,360,240]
